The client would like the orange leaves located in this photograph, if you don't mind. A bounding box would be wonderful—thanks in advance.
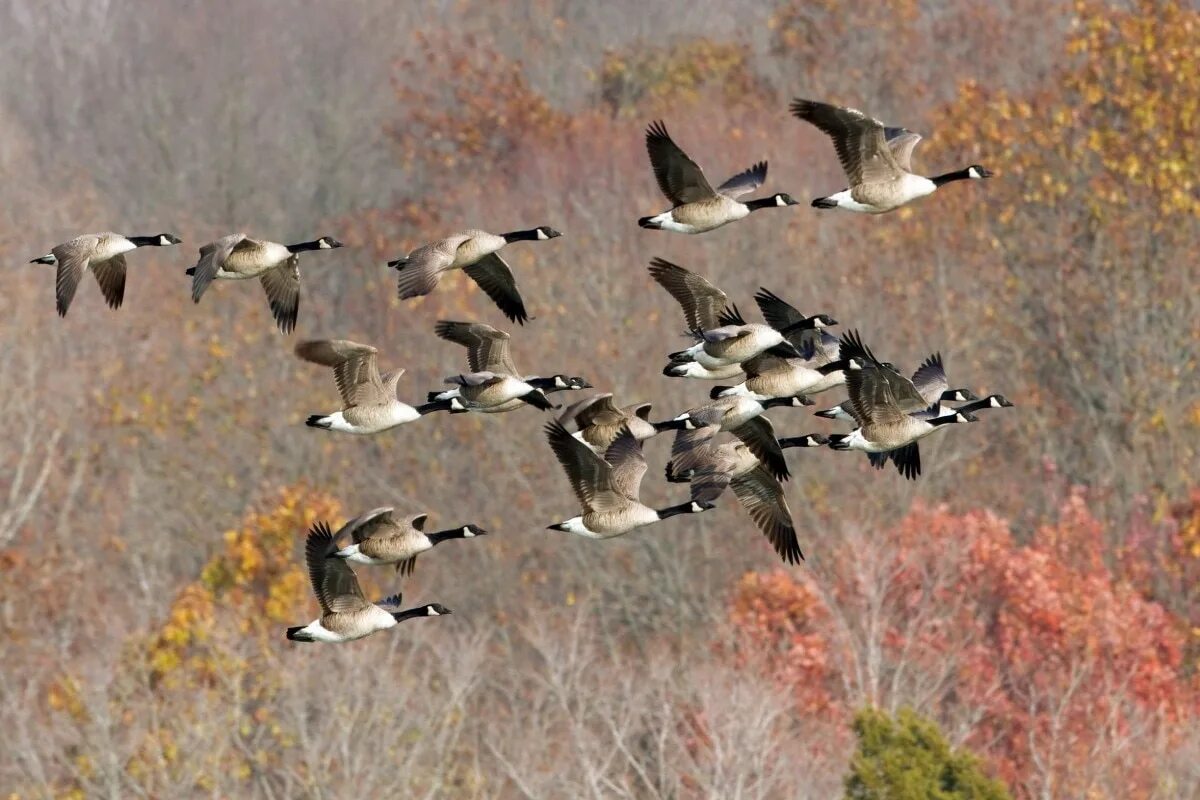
[732,490,1198,798]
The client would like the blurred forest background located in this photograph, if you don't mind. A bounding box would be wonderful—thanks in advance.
[1,0,1198,797]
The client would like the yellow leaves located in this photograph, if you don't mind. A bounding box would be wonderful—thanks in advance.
[46,675,87,722]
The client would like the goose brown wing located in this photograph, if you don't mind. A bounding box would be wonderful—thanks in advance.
[260,256,301,334]
[731,465,802,564]
[885,129,924,173]
[603,428,648,501]
[463,253,530,325]
[52,235,97,316]
[91,254,127,310]
[730,416,790,482]
[561,393,623,428]
[545,421,625,513]
[648,257,728,331]
[306,522,370,614]
[434,320,519,375]
[295,339,388,407]
[645,120,716,204]
[339,507,398,545]
[191,233,244,303]
[715,161,768,199]
[790,98,901,184]
[910,352,949,403]
[395,238,456,300]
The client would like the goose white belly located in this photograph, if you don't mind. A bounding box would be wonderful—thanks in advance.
[333,403,421,433]
[93,236,137,262]
[581,505,663,537]
[295,607,397,643]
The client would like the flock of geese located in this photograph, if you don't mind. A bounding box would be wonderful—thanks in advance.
[30,99,1005,643]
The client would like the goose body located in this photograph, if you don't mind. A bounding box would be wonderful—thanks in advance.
[546,422,712,538]
[428,320,591,407]
[791,98,992,214]
[389,227,561,325]
[558,393,658,452]
[329,507,486,574]
[420,371,555,415]
[189,233,343,333]
[296,339,428,434]
[32,231,181,316]
[638,121,797,233]
[659,395,807,483]
[286,522,451,644]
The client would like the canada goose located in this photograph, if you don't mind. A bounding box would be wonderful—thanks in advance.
[188,234,343,334]
[31,232,182,316]
[790,98,993,214]
[418,372,555,415]
[649,259,832,370]
[286,522,451,643]
[558,393,658,451]
[665,440,805,564]
[656,395,809,482]
[814,349,976,422]
[710,352,855,402]
[296,339,431,434]
[427,320,591,408]
[666,305,834,371]
[328,507,487,574]
[546,422,713,538]
[826,330,978,479]
[638,121,798,233]
[388,227,561,325]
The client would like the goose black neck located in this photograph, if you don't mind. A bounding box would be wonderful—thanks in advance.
[928,413,962,427]
[502,228,542,243]
[818,358,851,375]
[286,239,327,253]
[126,235,166,247]
[745,197,780,211]
[930,168,974,187]
[427,527,467,544]
[762,396,799,409]
[656,501,698,520]
[392,607,428,622]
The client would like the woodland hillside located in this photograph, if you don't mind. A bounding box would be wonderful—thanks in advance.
[1,1,1198,797]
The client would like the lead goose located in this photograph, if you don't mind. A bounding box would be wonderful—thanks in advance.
[32,232,181,316]
[286,522,451,643]
[790,98,992,214]
[638,121,798,233]
[826,330,978,479]
[188,234,343,333]
[648,258,831,372]
[296,339,431,434]
[558,393,657,452]
[656,395,809,483]
[388,227,561,325]
[546,422,713,539]
[418,371,555,415]
[427,320,591,411]
[666,437,823,564]
[329,507,487,575]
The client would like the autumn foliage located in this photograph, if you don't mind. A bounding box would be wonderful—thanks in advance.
[2,0,1199,797]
